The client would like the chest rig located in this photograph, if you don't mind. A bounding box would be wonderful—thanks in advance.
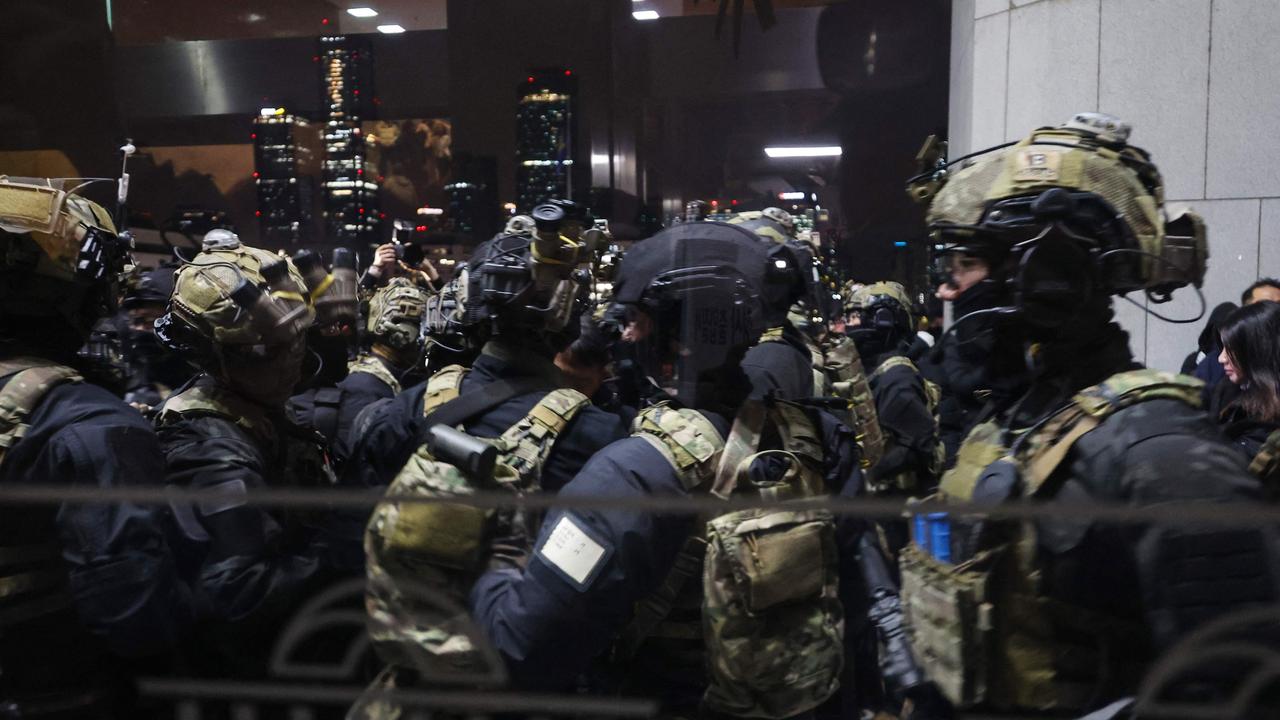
[900,369,1203,711]
[619,398,844,719]
[364,365,589,682]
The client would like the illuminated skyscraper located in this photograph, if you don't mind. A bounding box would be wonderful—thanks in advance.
[252,109,314,245]
[319,34,380,244]
[516,68,576,212]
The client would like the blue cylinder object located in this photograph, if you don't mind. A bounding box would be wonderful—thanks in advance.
[914,514,929,551]
[928,513,951,563]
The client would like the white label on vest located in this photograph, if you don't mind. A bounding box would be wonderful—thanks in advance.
[539,516,607,586]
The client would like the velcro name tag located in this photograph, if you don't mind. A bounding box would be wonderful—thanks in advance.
[537,515,610,590]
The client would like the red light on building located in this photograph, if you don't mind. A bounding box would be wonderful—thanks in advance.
[731,199,738,206]
[358,208,365,215]
[527,76,535,83]
[321,17,329,25]
[252,172,259,178]
[564,70,572,76]
[255,210,262,217]
[378,212,386,219]
[250,133,256,139]
[710,200,719,207]
[415,225,427,232]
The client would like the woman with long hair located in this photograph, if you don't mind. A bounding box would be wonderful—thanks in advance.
[1217,301,1280,475]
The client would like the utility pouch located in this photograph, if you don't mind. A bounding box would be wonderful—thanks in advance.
[899,540,1000,708]
[702,507,842,719]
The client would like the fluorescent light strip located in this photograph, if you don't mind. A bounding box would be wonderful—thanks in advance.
[347,7,378,18]
[632,10,660,21]
[778,191,806,200]
[377,24,405,34]
[764,146,842,158]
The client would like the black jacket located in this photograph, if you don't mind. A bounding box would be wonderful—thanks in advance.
[1,371,192,714]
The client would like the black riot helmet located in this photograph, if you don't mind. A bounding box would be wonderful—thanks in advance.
[612,222,770,414]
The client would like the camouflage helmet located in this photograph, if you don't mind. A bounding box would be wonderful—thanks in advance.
[921,112,1206,298]
[854,281,913,317]
[503,214,536,237]
[727,208,796,244]
[164,232,315,348]
[367,277,427,351]
[0,176,132,336]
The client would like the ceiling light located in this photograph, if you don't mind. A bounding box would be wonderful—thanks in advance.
[347,7,378,18]
[633,10,660,21]
[377,24,405,34]
[778,191,806,200]
[764,146,842,158]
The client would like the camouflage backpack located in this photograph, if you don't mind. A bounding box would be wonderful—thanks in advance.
[0,357,83,467]
[364,365,589,680]
[869,354,945,492]
[623,399,844,719]
[823,335,886,468]
[900,369,1203,711]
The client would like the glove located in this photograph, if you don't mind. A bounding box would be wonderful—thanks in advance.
[486,509,532,572]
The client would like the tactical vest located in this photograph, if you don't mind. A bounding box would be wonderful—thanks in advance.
[364,365,589,680]
[868,355,945,493]
[349,353,402,395]
[824,336,886,468]
[759,326,828,398]
[0,358,113,717]
[900,369,1203,711]
[619,399,844,719]
[156,376,337,504]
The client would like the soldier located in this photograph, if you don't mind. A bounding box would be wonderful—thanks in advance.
[728,208,825,400]
[342,203,628,493]
[466,222,948,718]
[0,176,192,716]
[850,281,943,501]
[901,113,1279,715]
[120,263,191,410]
[350,204,628,715]
[151,230,344,676]
[289,276,428,467]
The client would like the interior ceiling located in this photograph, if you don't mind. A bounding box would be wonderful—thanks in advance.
[111,0,448,45]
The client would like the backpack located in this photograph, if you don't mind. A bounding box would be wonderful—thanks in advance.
[364,365,590,679]
[901,369,1204,710]
[823,336,886,468]
[0,358,83,467]
[624,398,844,719]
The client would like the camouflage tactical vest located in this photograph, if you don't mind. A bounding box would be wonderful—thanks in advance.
[348,352,402,395]
[364,365,589,681]
[622,399,844,719]
[156,377,337,491]
[868,354,945,493]
[900,369,1203,711]
[0,357,83,467]
[824,336,885,468]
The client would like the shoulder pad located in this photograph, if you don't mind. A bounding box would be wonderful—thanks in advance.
[157,379,269,438]
[1072,369,1204,417]
[758,327,785,344]
[939,420,1007,502]
[871,355,919,379]
[633,403,726,490]
[0,358,83,456]
[423,364,469,416]
[348,353,402,395]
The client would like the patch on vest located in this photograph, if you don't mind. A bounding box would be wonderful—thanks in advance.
[537,515,610,591]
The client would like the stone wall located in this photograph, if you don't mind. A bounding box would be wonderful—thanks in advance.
[949,0,1280,371]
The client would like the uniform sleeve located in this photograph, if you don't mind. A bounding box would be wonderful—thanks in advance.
[339,385,424,488]
[872,367,938,479]
[51,421,194,658]
[469,438,696,690]
[538,405,630,494]
[160,419,322,623]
